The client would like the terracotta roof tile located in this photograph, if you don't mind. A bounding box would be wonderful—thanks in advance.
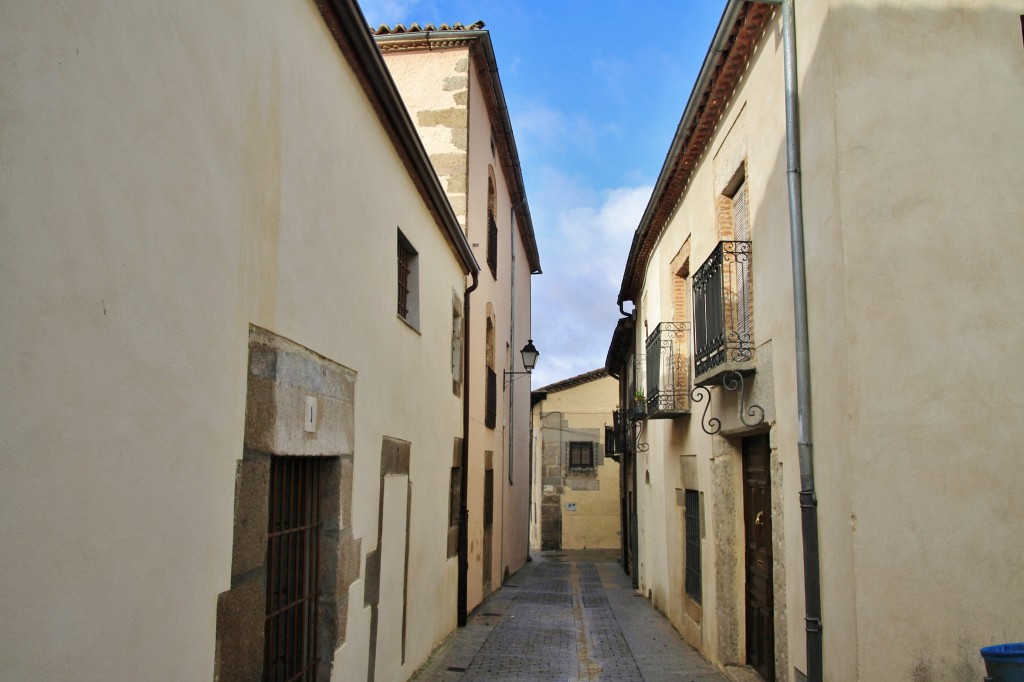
[371,21,484,36]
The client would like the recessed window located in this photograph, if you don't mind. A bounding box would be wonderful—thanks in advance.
[451,296,464,395]
[484,469,494,528]
[685,488,702,604]
[397,230,419,328]
[568,441,595,469]
[728,177,752,343]
[484,314,496,429]
[486,172,497,279]
[448,464,461,558]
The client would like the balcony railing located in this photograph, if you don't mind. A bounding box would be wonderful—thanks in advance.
[606,409,632,460]
[692,240,754,381]
[644,321,692,418]
[605,419,620,459]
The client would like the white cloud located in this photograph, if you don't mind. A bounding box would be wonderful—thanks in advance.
[510,99,598,162]
[528,178,652,389]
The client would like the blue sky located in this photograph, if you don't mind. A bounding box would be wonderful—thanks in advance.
[359,0,725,387]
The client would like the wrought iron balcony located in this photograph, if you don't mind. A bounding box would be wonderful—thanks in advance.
[692,240,754,383]
[644,322,692,418]
[605,418,620,460]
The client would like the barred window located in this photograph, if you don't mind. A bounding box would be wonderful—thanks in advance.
[685,489,702,603]
[484,469,494,527]
[397,230,419,328]
[451,299,464,395]
[568,441,595,469]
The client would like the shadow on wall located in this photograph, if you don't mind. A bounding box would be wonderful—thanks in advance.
[752,4,1023,682]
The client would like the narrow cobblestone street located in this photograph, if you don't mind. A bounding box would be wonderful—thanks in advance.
[412,550,727,682]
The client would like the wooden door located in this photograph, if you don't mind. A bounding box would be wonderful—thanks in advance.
[743,434,775,681]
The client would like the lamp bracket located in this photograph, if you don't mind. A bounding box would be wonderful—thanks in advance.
[503,370,531,390]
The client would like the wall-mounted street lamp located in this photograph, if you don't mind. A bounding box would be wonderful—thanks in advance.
[504,339,539,388]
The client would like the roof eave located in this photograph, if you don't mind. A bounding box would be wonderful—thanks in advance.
[616,0,774,305]
[534,368,610,395]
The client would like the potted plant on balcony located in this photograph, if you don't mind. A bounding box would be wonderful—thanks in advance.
[633,391,647,419]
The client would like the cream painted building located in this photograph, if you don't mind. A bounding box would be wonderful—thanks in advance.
[373,24,542,618]
[1,1,488,680]
[606,2,1024,681]
[530,370,622,552]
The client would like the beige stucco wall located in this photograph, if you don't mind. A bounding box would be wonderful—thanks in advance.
[1,2,469,680]
[530,375,621,550]
[828,3,1024,680]
[383,40,533,611]
[466,57,534,591]
[627,2,1024,681]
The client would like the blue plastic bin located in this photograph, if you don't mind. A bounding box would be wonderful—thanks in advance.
[981,643,1024,682]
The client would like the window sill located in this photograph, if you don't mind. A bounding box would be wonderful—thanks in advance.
[397,314,422,335]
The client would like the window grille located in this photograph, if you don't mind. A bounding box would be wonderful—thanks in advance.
[397,238,411,319]
[732,181,752,346]
[264,456,322,681]
[568,441,595,469]
[684,489,702,604]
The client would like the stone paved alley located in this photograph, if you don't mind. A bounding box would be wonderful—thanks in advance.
[411,550,728,682]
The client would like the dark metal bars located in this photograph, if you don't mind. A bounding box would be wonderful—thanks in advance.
[264,456,322,682]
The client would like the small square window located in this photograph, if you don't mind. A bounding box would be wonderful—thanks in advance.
[568,441,595,469]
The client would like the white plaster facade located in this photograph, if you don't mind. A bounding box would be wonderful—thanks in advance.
[608,2,1024,681]
[1,1,480,680]
[375,25,542,614]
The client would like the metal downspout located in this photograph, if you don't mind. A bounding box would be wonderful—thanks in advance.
[458,269,479,627]
[779,0,824,678]
[616,301,636,582]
